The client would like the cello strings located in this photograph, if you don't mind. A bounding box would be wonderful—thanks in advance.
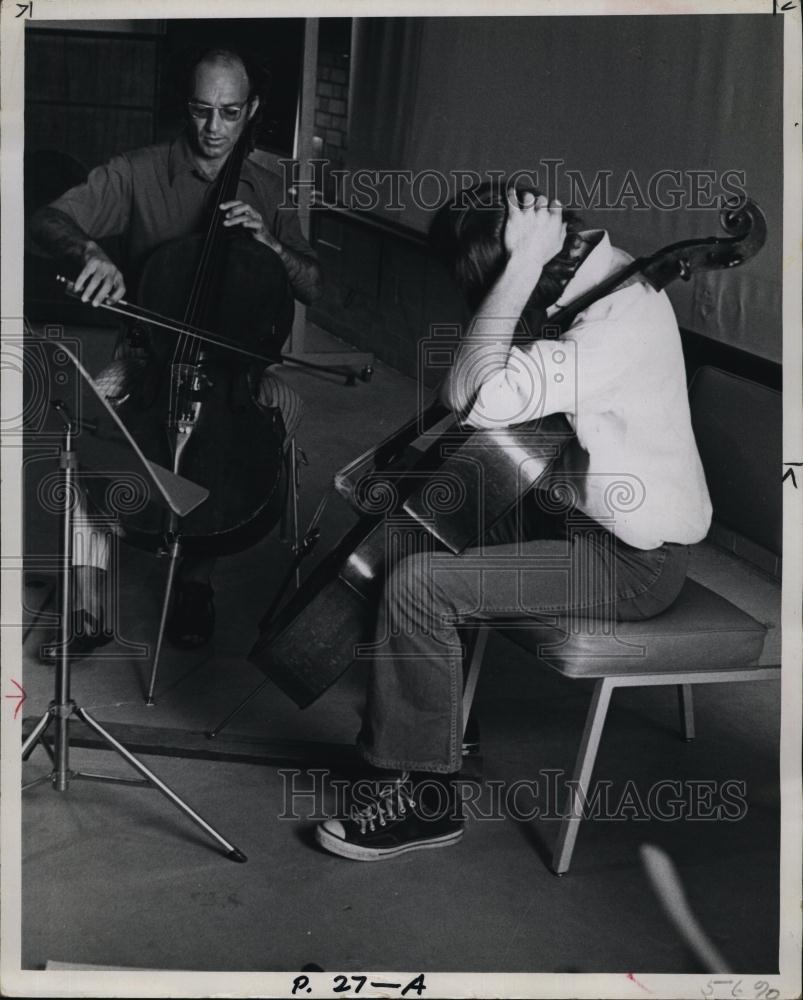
[185,135,240,365]
[169,200,216,414]
[171,168,222,411]
[170,128,243,422]
[168,130,232,412]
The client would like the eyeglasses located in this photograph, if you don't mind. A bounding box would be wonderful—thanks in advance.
[187,100,250,123]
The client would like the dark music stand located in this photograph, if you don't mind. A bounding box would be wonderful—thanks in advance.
[22,338,247,862]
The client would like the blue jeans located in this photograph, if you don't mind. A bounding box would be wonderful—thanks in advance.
[357,496,690,773]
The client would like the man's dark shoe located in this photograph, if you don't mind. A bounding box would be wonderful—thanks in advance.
[40,609,112,662]
[167,581,215,649]
[315,772,464,861]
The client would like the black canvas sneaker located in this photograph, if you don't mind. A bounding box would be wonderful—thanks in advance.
[315,772,464,861]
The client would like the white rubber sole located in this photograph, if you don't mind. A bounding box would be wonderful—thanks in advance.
[315,824,464,861]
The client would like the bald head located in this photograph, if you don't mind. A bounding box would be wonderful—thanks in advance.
[185,48,259,170]
[191,50,251,102]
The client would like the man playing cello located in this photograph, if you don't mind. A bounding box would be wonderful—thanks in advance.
[30,46,321,653]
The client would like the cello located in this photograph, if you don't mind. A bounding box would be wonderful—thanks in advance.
[69,120,295,701]
[106,126,293,556]
[239,196,768,712]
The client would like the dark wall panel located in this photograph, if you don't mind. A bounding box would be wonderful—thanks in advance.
[25,29,160,170]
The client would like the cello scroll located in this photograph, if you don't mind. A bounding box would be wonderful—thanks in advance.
[641,196,767,289]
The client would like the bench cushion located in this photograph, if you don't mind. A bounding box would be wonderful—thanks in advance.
[687,541,781,666]
[496,578,768,678]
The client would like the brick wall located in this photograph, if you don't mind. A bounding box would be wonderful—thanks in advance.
[308,21,470,384]
[314,44,349,171]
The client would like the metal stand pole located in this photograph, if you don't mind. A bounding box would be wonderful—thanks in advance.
[289,442,302,589]
[145,527,182,706]
[22,402,247,863]
[206,676,273,740]
[55,407,76,791]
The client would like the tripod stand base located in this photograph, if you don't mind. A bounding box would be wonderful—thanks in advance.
[23,701,247,862]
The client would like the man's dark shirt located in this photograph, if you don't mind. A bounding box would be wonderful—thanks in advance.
[49,132,315,280]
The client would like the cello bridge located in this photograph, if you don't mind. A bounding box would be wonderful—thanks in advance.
[170,363,207,432]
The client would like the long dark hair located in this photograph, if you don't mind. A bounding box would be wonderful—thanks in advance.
[429,180,584,312]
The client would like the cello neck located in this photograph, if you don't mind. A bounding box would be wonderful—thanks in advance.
[547,257,644,332]
[549,197,767,331]
[182,123,254,336]
[210,123,253,227]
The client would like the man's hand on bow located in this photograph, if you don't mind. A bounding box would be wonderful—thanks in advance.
[75,243,126,307]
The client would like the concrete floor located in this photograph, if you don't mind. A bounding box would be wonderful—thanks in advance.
[16,323,781,976]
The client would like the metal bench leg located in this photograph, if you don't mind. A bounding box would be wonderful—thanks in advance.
[552,677,614,876]
[462,627,488,738]
[677,683,695,742]
[460,628,488,756]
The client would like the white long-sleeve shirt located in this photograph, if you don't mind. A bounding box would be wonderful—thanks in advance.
[465,231,712,550]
